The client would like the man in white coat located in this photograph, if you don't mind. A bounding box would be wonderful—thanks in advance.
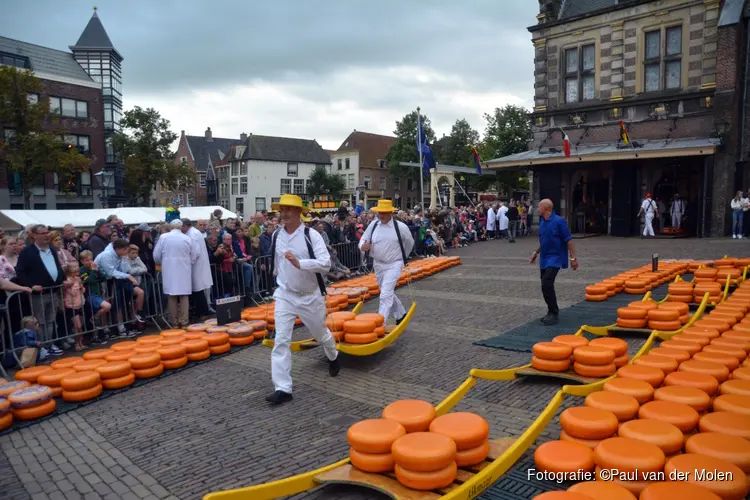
[266,194,339,405]
[486,204,497,239]
[360,200,415,325]
[498,202,509,239]
[181,218,213,319]
[670,194,685,229]
[637,193,658,237]
[153,219,197,327]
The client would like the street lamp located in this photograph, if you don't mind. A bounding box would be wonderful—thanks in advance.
[94,170,114,208]
[714,120,729,146]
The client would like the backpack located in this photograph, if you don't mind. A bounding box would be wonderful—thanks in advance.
[363,220,408,265]
[269,227,327,296]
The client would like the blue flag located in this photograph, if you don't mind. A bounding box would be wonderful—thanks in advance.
[416,114,435,177]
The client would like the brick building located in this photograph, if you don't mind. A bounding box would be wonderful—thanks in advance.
[487,0,750,237]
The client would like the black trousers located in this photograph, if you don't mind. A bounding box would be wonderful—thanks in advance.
[540,267,560,315]
[191,290,210,317]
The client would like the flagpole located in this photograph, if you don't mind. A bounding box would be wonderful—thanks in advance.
[417,107,425,211]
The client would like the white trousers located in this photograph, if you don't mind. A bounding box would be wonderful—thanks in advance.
[374,261,406,322]
[271,293,338,394]
[672,212,682,228]
[643,213,655,236]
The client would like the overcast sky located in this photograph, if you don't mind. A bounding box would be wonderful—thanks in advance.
[2,0,536,150]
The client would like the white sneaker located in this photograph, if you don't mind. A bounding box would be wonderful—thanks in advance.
[733,234,737,239]
[740,235,744,239]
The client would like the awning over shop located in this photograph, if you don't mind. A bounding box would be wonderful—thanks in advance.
[0,206,236,231]
[485,137,720,169]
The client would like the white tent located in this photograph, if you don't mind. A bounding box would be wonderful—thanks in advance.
[0,206,237,231]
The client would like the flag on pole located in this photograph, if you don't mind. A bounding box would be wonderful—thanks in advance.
[471,146,483,174]
[416,114,435,177]
[619,120,630,145]
[561,130,571,157]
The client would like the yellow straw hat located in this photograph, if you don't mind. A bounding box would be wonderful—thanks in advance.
[271,194,309,214]
[371,199,397,213]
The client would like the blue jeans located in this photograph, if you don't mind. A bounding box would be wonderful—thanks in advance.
[733,210,743,236]
[240,262,254,293]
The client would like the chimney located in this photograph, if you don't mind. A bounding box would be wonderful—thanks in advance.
[240,132,248,141]
[205,127,213,141]
[180,130,185,136]
[538,0,560,22]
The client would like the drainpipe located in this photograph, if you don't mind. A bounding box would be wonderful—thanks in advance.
[741,18,750,163]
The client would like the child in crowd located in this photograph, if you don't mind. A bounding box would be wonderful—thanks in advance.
[248,236,261,260]
[122,244,148,286]
[80,250,112,344]
[13,316,49,363]
[63,262,86,351]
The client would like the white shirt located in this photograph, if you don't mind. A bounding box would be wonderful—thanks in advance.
[641,199,657,214]
[671,199,685,214]
[359,218,415,264]
[273,224,330,296]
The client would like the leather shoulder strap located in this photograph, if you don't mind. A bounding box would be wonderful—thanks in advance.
[303,227,327,296]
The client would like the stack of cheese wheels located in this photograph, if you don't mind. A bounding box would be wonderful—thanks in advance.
[552,334,589,351]
[247,320,269,341]
[667,282,694,303]
[347,418,405,473]
[342,318,378,344]
[624,278,649,295]
[593,437,666,495]
[74,359,107,373]
[204,331,231,355]
[83,349,111,361]
[531,341,572,373]
[0,380,30,398]
[159,329,186,347]
[226,323,255,346]
[0,396,11,431]
[560,406,619,451]
[8,385,55,420]
[616,364,666,387]
[693,267,718,284]
[694,282,723,304]
[382,399,436,433]
[13,365,53,384]
[128,352,163,379]
[573,345,617,378]
[96,361,134,390]
[429,412,490,467]
[664,454,748,499]
[50,357,84,370]
[181,338,210,362]
[105,347,136,362]
[61,371,102,402]
[37,368,76,397]
[590,337,629,367]
[325,311,356,341]
[391,432,457,490]
[647,306,681,332]
[356,313,386,338]
[157,342,188,370]
[585,284,608,302]
[616,306,647,329]
[716,267,741,286]
[658,302,690,325]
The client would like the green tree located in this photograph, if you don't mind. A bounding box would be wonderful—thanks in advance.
[386,110,436,184]
[113,106,195,206]
[306,165,346,199]
[443,119,480,168]
[0,66,90,208]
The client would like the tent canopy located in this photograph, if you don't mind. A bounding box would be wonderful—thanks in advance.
[0,206,237,231]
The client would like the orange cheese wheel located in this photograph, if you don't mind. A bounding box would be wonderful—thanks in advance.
[343,319,376,334]
[134,344,160,354]
[73,359,107,372]
[648,347,691,363]
[382,400,436,433]
[428,412,489,450]
[560,429,603,450]
[183,332,207,341]
[534,440,595,473]
[454,440,489,467]
[101,372,135,390]
[325,311,356,330]
[685,432,750,473]
[349,448,394,473]
[732,367,750,380]
[157,345,187,361]
[695,268,719,278]
[60,371,100,391]
[584,391,639,421]
[617,419,684,455]
[62,384,102,402]
[667,295,693,303]
[693,351,740,371]
[574,362,616,378]
[594,437,665,474]
[128,352,162,370]
[617,318,647,329]
[532,356,571,372]
[162,356,188,370]
[0,412,12,430]
[394,462,456,491]
[252,329,269,340]
[374,326,386,337]
[586,284,608,295]
[699,412,750,439]
[589,337,628,357]
[614,355,629,368]
[37,368,75,388]
[723,330,750,341]
[96,361,131,380]
[187,349,210,362]
[712,307,744,320]
[648,309,680,321]
[573,345,616,365]
[160,329,186,338]
[560,406,618,440]
[133,364,164,379]
[347,418,406,454]
[624,288,648,295]
[186,323,211,332]
[345,332,378,344]
[693,319,730,333]
[713,394,750,415]
[136,334,163,344]
[356,313,385,327]
[391,432,456,472]
[664,371,720,396]
[638,400,700,433]
[82,349,111,360]
[110,341,137,352]
[618,307,647,320]
[654,386,711,412]
[209,343,231,355]
[207,325,230,334]
[105,350,135,362]
[586,294,608,302]
[12,398,56,420]
[533,493,594,500]
[659,302,690,315]
[228,335,254,346]
[672,333,710,347]
[625,279,649,289]
[629,301,658,311]
[639,482,723,500]
[634,354,679,374]
[648,320,682,331]
[13,366,53,383]
[8,385,53,408]
[721,379,750,396]
[533,342,573,360]
[664,454,749,500]
[683,327,721,340]
[617,364,665,387]
[711,336,750,353]
[733,323,750,335]
[679,360,730,382]
[158,336,185,346]
[603,377,654,404]
[181,339,209,353]
[659,340,701,355]
[204,333,230,347]
[226,325,253,337]
[707,313,738,327]
[568,481,637,500]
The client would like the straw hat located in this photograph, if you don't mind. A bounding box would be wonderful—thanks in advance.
[371,199,397,213]
[271,194,309,214]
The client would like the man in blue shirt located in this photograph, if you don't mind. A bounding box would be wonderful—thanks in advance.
[530,199,579,325]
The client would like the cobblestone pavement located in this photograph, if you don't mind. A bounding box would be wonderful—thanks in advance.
[1,236,745,500]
